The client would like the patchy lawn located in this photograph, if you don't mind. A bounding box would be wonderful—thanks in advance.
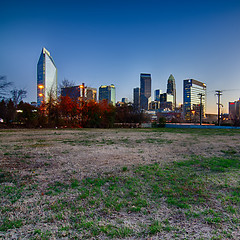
[0,128,240,239]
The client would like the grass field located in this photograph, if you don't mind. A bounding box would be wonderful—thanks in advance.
[0,128,240,239]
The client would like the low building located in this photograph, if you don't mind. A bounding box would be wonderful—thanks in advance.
[229,99,240,120]
[61,84,97,102]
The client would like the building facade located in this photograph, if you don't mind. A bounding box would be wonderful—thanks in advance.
[61,85,84,101]
[99,84,116,106]
[183,79,206,121]
[167,74,176,109]
[61,84,97,102]
[140,73,151,110]
[133,87,140,110]
[86,87,97,102]
[160,93,174,110]
[121,98,128,103]
[37,48,57,106]
[154,89,162,101]
[229,99,240,120]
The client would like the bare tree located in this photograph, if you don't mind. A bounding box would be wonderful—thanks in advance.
[11,89,27,106]
[58,78,75,96]
[0,76,12,99]
[60,78,75,88]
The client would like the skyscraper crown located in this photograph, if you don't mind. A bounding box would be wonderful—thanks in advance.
[42,47,50,56]
[168,74,175,82]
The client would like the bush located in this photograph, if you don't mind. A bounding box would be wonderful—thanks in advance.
[158,117,166,128]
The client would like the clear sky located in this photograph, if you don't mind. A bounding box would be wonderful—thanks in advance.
[1,0,240,113]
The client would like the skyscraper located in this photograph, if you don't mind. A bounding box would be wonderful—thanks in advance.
[37,48,57,106]
[183,79,206,121]
[140,73,151,110]
[154,89,162,101]
[133,87,140,110]
[167,74,176,109]
[99,84,116,106]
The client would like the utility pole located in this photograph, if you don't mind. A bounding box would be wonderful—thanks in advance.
[198,93,204,125]
[215,90,222,126]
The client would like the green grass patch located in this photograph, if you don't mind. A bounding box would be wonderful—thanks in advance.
[150,128,240,136]
[0,219,23,231]
[176,156,240,172]
[148,220,162,234]
[136,138,172,144]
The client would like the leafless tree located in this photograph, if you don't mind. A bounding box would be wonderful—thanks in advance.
[0,76,12,99]
[58,78,75,96]
[11,89,27,106]
[60,78,75,88]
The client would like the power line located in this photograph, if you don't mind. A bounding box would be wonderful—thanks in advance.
[207,89,240,94]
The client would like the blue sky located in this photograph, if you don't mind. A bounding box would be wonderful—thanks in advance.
[1,0,240,113]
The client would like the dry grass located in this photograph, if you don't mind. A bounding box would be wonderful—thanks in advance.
[0,128,240,239]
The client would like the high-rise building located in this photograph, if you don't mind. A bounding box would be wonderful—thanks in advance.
[183,79,206,121]
[37,48,57,106]
[133,87,140,110]
[140,73,151,110]
[154,89,162,101]
[99,84,116,106]
[167,74,176,109]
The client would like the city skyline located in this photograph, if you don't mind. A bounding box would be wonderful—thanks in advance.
[1,0,240,113]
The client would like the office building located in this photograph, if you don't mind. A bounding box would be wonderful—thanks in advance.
[86,87,97,102]
[121,98,128,103]
[160,93,174,110]
[154,89,162,101]
[229,99,240,120]
[99,84,116,106]
[61,84,97,102]
[167,74,176,109]
[37,48,57,106]
[140,73,151,110]
[183,79,206,121]
[133,87,140,110]
[61,84,85,101]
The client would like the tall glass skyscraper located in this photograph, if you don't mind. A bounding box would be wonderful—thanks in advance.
[167,74,176,110]
[140,73,151,110]
[154,89,162,101]
[99,84,116,106]
[183,79,206,121]
[37,48,57,106]
[133,87,140,110]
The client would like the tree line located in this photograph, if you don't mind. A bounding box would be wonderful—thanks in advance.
[0,77,146,128]
[0,97,147,128]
